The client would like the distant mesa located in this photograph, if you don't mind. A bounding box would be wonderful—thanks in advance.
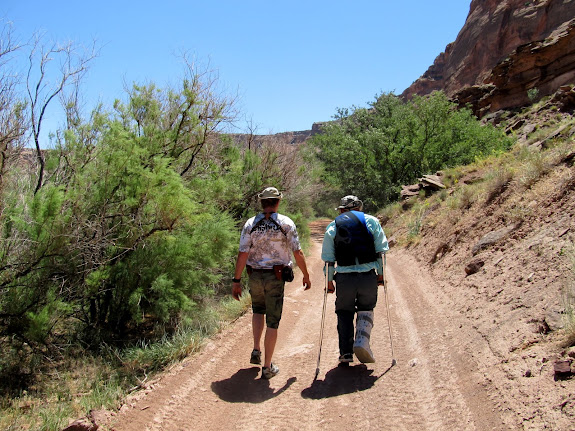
[230,122,328,147]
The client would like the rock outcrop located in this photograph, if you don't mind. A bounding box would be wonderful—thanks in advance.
[400,174,446,200]
[401,0,575,117]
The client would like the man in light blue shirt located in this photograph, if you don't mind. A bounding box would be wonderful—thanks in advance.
[321,195,389,364]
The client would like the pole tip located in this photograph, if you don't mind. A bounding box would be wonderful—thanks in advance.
[391,359,397,366]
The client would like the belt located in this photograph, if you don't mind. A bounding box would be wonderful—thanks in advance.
[250,268,275,273]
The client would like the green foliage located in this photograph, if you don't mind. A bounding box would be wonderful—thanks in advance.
[0,76,244,354]
[0,62,319,418]
[121,308,222,374]
[24,297,67,344]
[309,91,511,210]
[0,33,320,426]
[527,87,540,103]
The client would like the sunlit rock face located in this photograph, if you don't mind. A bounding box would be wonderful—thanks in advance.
[401,0,575,117]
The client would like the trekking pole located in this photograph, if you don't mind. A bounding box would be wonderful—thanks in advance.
[315,262,329,380]
[383,253,397,366]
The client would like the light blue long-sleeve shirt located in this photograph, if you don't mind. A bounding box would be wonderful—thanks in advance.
[321,212,389,274]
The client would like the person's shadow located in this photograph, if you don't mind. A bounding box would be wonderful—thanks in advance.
[211,367,296,403]
[301,362,392,399]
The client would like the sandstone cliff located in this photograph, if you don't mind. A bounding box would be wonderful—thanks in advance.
[401,0,575,117]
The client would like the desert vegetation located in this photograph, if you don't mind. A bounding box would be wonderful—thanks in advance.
[1,23,572,429]
[382,99,575,342]
[308,91,511,212]
[0,26,319,429]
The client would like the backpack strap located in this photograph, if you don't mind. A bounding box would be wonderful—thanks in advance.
[268,216,287,237]
[346,211,373,239]
[250,214,287,236]
[250,217,266,234]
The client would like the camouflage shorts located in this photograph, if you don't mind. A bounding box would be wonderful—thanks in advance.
[249,271,285,329]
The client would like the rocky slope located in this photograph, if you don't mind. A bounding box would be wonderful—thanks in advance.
[402,0,575,117]
[383,101,575,429]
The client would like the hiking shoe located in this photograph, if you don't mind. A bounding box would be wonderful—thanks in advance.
[250,349,261,365]
[339,353,354,364]
[261,363,279,379]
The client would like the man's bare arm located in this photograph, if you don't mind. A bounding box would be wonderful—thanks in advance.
[293,249,311,290]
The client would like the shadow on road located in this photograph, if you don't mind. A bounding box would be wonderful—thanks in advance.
[211,366,296,403]
[301,363,391,399]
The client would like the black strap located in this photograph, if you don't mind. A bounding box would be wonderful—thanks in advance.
[268,216,287,236]
[250,214,287,236]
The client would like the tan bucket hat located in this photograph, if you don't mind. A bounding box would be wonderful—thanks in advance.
[258,186,283,200]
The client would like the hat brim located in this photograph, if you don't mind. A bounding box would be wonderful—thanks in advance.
[336,204,360,210]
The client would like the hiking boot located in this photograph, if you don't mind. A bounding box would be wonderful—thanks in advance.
[339,353,354,364]
[250,349,261,365]
[261,363,279,379]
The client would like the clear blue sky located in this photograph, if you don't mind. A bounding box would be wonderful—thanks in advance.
[2,1,469,140]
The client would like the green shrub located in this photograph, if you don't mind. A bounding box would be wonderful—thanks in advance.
[527,87,540,103]
[310,91,511,209]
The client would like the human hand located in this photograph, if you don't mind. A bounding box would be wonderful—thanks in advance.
[303,276,311,290]
[232,283,242,301]
[377,275,384,286]
[327,281,335,294]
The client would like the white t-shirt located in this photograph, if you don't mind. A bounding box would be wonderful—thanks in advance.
[239,213,301,269]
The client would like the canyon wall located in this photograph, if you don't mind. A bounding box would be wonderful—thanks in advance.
[401,0,575,117]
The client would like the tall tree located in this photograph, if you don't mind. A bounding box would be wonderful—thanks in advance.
[25,34,97,194]
[310,91,511,210]
[0,23,27,199]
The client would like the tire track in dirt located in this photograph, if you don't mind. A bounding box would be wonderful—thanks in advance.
[383,249,508,431]
[382,255,474,430]
[103,220,507,430]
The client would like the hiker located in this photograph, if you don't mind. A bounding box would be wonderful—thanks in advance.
[321,195,389,364]
[232,186,311,379]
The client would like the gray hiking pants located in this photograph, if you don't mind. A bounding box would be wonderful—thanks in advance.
[334,270,378,355]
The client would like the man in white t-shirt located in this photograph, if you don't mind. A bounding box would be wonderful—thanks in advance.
[232,187,311,379]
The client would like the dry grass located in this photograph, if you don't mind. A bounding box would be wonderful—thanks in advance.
[0,293,252,430]
[562,247,575,348]
[379,110,575,254]
[483,165,514,204]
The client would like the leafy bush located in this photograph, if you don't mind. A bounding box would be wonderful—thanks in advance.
[0,75,242,360]
[527,87,540,103]
[309,91,512,210]
[0,58,321,410]
[0,26,319,427]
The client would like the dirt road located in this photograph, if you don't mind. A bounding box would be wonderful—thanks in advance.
[103,220,508,430]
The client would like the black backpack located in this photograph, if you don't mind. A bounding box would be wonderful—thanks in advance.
[334,211,377,266]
